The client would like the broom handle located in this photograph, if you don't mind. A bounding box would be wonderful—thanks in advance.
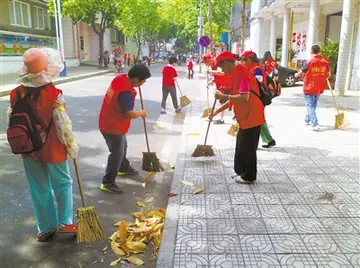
[327,79,341,114]
[73,158,87,208]
[206,73,210,108]
[138,86,151,152]
[204,99,217,145]
[175,80,184,96]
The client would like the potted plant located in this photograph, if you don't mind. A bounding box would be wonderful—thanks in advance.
[320,39,339,89]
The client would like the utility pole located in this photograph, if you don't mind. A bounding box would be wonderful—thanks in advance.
[208,0,213,51]
[198,0,203,73]
[53,0,67,76]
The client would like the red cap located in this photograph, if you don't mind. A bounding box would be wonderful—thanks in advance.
[241,50,254,58]
[201,54,213,63]
[216,51,235,63]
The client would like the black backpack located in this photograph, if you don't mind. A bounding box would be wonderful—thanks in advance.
[7,86,52,154]
[250,79,273,106]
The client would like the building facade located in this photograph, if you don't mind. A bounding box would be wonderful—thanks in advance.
[248,0,360,93]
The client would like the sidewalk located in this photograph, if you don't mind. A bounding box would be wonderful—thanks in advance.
[157,78,360,267]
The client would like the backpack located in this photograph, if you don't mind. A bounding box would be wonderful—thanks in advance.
[7,86,52,154]
[265,75,281,98]
[250,80,272,106]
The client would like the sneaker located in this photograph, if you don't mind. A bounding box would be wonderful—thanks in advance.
[100,182,123,193]
[58,224,78,234]
[118,166,138,176]
[175,108,181,113]
[262,140,276,148]
[214,119,225,124]
[234,177,255,184]
[161,108,166,114]
[232,116,236,121]
[305,120,311,125]
[37,228,57,242]
[312,125,320,131]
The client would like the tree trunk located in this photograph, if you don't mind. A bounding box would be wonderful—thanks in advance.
[241,0,247,52]
[99,33,104,68]
[208,0,213,50]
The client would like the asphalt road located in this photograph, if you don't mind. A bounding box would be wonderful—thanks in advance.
[0,63,200,268]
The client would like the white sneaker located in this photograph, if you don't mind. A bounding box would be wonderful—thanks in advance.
[312,125,320,131]
[160,108,166,114]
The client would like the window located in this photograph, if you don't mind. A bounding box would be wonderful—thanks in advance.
[33,6,51,30]
[8,0,31,28]
[80,36,84,50]
[110,29,118,43]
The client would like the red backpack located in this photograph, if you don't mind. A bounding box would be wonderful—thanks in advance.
[7,86,52,154]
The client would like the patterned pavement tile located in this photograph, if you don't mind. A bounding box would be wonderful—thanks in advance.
[308,174,334,183]
[181,194,206,206]
[337,182,360,193]
[277,193,308,205]
[335,203,360,217]
[330,234,360,254]
[269,234,308,254]
[301,166,326,174]
[242,254,281,267]
[227,182,253,193]
[271,184,298,193]
[235,218,268,234]
[349,193,360,204]
[208,254,244,267]
[315,182,344,193]
[208,235,241,254]
[203,174,228,185]
[206,205,234,219]
[263,218,297,234]
[319,218,357,234]
[230,193,255,204]
[178,218,206,235]
[206,218,237,235]
[239,235,275,254]
[233,204,262,218]
[179,205,206,219]
[266,174,292,184]
[293,181,323,193]
[175,234,208,255]
[258,205,289,218]
[250,183,276,193]
[311,254,354,267]
[328,173,356,184]
[284,204,316,218]
[346,254,360,267]
[308,204,343,217]
[254,193,281,204]
[206,183,229,194]
[173,254,209,268]
[331,192,360,204]
[301,234,341,254]
[302,193,333,205]
[347,218,360,233]
[292,218,326,234]
[206,193,231,206]
[278,254,317,267]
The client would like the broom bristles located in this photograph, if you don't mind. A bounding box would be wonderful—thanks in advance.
[76,206,105,243]
[180,96,191,107]
[335,113,350,129]
[142,152,164,172]
[191,145,215,157]
[227,124,239,137]
[201,108,212,118]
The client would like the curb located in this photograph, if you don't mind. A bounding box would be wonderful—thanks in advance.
[0,70,111,97]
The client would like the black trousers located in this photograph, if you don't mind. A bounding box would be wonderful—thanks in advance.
[188,68,194,79]
[161,86,179,109]
[102,132,130,184]
[234,126,261,182]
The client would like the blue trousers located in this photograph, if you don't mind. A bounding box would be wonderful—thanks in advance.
[23,158,74,234]
[304,94,320,127]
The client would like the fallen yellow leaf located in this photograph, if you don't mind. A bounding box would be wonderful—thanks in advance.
[102,246,108,252]
[136,200,146,207]
[132,212,143,218]
[181,180,195,187]
[187,132,200,136]
[125,241,146,253]
[111,241,126,256]
[118,221,127,243]
[154,125,165,130]
[110,257,121,266]
[126,234,134,242]
[146,172,155,179]
[142,182,147,188]
[180,200,187,205]
[167,192,178,197]
[109,231,118,241]
[193,188,204,195]
[145,197,154,203]
[126,256,144,265]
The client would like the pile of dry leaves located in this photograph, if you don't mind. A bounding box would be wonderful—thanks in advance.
[108,208,166,266]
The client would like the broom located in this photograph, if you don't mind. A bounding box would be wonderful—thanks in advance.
[138,87,164,172]
[202,73,212,118]
[327,79,350,129]
[176,80,191,108]
[73,159,105,243]
[227,123,239,137]
[192,99,217,157]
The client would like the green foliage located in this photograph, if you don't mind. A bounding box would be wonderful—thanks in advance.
[321,40,339,77]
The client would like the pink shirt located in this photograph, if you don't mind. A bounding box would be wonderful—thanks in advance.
[234,65,251,94]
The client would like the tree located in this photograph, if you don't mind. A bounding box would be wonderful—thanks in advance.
[240,0,252,52]
[49,0,120,67]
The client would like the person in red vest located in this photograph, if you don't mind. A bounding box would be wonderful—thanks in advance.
[99,64,151,193]
[127,53,131,66]
[187,56,194,79]
[262,51,279,78]
[201,53,233,124]
[241,50,276,148]
[295,45,330,131]
[210,51,265,183]
[161,56,181,114]
[132,54,137,66]
[7,48,79,241]
[146,55,151,66]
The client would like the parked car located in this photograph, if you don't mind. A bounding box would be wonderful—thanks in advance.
[277,65,301,87]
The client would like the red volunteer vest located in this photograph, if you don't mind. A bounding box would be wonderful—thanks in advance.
[303,55,329,95]
[264,60,278,75]
[10,84,68,163]
[231,65,265,130]
[99,74,137,135]
[251,64,267,83]
[211,64,233,91]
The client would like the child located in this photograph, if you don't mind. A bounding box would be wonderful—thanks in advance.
[7,48,79,241]
[161,56,181,114]
[99,65,151,193]
[187,56,194,79]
